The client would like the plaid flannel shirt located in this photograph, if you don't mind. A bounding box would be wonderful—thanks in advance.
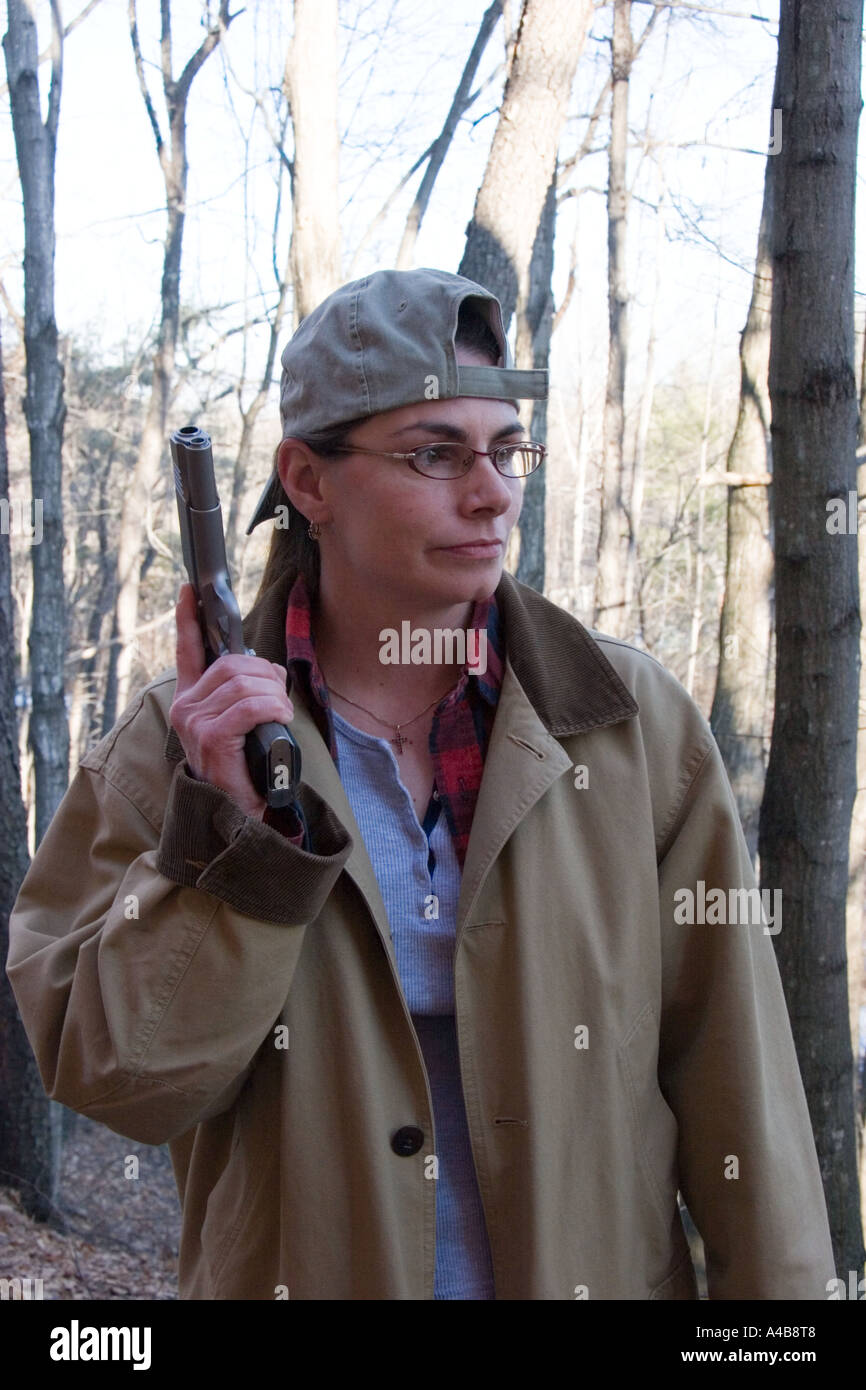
[265,572,504,864]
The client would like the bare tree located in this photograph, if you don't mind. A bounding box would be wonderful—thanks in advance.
[513,172,557,591]
[0,319,57,1222]
[229,1,507,566]
[286,0,340,324]
[760,0,864,1273]
[459,0,592,591]
[113,0,235,716]
[709,126,775,859]
[850,337,866,1231]
[396,1,503,270]
[624,172,665,640]
[223,0,341,561]
[0,0,103,98]
[459,0,590,349]
[3,0,68,847]
[594,0,633,636]
[347,5,507,280]
[684,295,720,696]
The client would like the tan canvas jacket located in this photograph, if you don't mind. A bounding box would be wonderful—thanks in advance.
[7,568,835,1299]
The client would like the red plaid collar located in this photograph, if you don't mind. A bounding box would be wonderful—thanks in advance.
[284,572,504,867]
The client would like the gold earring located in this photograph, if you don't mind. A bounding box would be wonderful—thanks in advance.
[308,521,322,540]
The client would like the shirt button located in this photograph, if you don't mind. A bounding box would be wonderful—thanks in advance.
[391,1125,424,1156]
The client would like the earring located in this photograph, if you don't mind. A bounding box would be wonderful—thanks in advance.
[308,521,322,540]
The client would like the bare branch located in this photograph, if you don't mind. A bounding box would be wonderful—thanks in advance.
[347,69,507,276]
[175,0,236,108]
[552,93,613,333]
[348,142,436,276]
[272,101,292,277]
[558,76,612,183]
[220,39,293,179]
[700,471,772,487]
[45,0,63,145]
[64,0,104,39]
[128,0,164,156]
[632,0,771,17]
[396,0,503,268]
[633,2,663,49]
[280,31,293,121]
[665,192,755,275]
[65,608,177,664]
[159,0,173,95]
[502,0,519,77]
[0,0,104,96]
[558,4,660,188]
[144,496,173,562]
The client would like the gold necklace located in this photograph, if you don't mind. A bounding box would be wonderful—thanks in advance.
[320,666,457,755]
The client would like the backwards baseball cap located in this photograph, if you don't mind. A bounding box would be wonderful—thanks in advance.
[245,267,548,533]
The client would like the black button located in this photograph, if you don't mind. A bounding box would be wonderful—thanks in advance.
[391,1125,424,1156]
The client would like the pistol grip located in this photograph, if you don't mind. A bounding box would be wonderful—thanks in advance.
[244,723,302,809]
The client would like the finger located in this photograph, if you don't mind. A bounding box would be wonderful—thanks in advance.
[197,692,298,742]
[191,673,294,723]
[174,583,206,694]
[181,653,291,708]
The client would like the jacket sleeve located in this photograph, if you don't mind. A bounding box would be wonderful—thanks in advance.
[655,733,836,1300]
[6,688,353,1147]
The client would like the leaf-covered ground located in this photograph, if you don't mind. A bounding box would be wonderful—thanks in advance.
[0,1109,180,1300]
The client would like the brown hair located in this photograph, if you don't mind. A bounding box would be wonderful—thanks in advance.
[253,301,501,605]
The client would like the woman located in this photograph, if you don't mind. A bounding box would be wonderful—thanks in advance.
[8,268,835,1300]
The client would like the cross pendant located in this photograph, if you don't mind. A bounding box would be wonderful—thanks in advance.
[392,728,407,755]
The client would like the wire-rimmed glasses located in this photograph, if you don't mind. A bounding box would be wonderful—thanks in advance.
[327,440,546,480]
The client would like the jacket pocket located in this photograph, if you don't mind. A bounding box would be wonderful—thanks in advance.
[617,1002,680,1226]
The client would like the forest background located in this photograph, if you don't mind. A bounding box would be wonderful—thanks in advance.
[1,0,865,1293]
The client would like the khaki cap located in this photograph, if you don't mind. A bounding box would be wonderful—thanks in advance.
[246,267,547,533]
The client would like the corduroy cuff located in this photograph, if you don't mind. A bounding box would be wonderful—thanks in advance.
[155,760,353,924]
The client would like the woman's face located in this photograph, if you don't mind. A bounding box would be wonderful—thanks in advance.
[280,347,526,610]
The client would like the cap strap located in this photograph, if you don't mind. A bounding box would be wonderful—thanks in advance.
[246,472,286,534]
[456,364,548,400]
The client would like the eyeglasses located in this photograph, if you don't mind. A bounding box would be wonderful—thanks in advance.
[327,440,546,480]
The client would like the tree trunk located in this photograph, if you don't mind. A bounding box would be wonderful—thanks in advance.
[113,206,179,713]
[685,302,719,699]
[286,0,341,325]
[73,444,118,760]
[625,179,664,646]
[459,0,591,593]
[514,173,556,592]
[3,0,69,847]
[0,321,57,1224]
[458,0,589,330]
[227,321,287,571]
[760,0,865,1274]
[709,138,775,860]
[228,0,343,563]
[594,0,632,637]
[849,313,866,1232]
[115,0,233,713]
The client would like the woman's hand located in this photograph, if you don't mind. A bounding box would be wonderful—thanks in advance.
[169,583,295,819]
